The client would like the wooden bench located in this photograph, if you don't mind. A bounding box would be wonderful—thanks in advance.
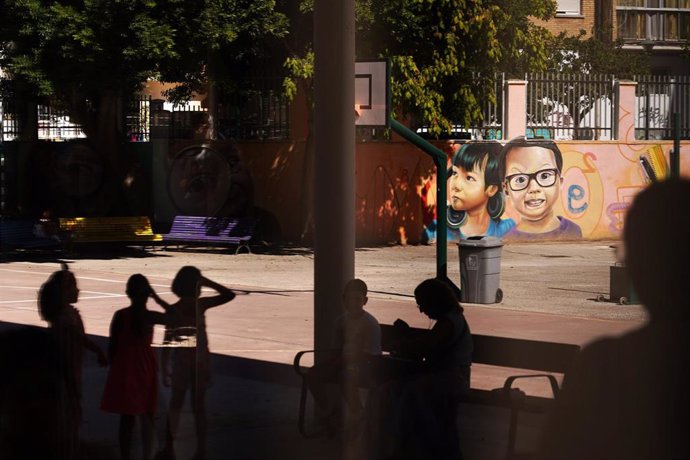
[0,219,61,251]
[162,215,256,254]
[294,324,580,458]
[58,216,162,245]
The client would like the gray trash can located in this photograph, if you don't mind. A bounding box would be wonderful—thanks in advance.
[458,236,503,304]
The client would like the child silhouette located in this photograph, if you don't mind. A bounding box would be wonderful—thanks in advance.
[159,266,236,460]
[101,274,170,460]
[38,264,108,458]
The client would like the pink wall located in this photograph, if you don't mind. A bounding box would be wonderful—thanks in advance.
[506,140,689,240]
[228,139,688,245]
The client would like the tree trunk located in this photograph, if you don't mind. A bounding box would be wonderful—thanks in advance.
[300,79,315,245]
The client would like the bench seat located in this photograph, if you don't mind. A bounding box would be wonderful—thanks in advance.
[163,216,256,254]
[294,323,580,457]
[1,219,61,251]
[59,216,162,244]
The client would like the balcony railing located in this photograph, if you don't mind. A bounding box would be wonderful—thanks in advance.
[617,7,690,43]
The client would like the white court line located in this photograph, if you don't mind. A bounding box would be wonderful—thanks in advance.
[0,285,39,291]
[0,294,128,304]
[0,283,173,305]
[0,268,58,277]
[0,268,169,287]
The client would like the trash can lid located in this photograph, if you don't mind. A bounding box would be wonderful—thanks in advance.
[457,236,503,248]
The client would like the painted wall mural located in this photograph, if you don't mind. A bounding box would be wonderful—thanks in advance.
[447,141,514,240]
[495,138,582,241]
[151,136,688,245]
[420,139,690,243]
[7,136,685,246]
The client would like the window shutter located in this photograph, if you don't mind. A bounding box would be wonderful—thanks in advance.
[557,0,581,14]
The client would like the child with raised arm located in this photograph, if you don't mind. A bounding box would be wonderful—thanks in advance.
[159,266,236,460]
[101,274,170,460]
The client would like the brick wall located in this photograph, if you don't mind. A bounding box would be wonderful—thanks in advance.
[533,0,596,36]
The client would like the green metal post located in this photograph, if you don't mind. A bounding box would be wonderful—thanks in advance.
[390,118,448,279]
[671,112,680,179]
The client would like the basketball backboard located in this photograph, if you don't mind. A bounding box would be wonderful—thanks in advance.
[355,60,390,127]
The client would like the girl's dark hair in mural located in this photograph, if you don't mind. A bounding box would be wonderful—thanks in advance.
[498,137,564,182]
[447,141,504,228]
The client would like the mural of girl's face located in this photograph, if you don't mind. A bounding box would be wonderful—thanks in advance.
[449,158,497,214]
[503,146,562,223]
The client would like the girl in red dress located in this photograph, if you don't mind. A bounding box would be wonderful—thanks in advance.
[101,274,169,460]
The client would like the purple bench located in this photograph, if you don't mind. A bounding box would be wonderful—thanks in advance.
[163,216,256,254]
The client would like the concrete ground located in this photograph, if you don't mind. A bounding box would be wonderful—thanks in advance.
[0,241,647,459]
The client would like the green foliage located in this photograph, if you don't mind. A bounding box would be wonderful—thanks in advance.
[0,0,288,116]
[0,0,288,215]
[283,52,313,100]
[545,29,651,78]
[282,0,557,137]
[362,0,558,135]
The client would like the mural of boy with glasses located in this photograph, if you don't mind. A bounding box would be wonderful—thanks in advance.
[499,137,582,240]
[447,142,515,240]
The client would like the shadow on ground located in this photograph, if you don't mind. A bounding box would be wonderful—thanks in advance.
[0,245,172,264]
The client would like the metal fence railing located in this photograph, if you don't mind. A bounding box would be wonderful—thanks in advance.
[4,74,689,142]
[150,86,290,141]
[1,98,19,141]
[480,73,505,140]
[634,74,690,140]
[126,95,151,142]
[526,72,616,140]
[218,87,290,141]
[36,104,86,141]
[2,79,291,142]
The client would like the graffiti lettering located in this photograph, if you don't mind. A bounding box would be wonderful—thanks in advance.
[582,152,598,174]
[567,184,588,214]
[638,107,669,128]
[606,202,630,233]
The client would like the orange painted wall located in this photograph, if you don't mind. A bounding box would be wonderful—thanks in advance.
[229,139,688,245]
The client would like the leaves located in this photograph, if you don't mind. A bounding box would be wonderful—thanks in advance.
[545,29,651,78]
[357,0,556,135]
[1,0,288,103]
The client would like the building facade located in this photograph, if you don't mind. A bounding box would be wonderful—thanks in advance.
[535,0,689,74]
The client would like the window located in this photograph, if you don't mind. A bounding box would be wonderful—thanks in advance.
[616,0,690,42]
[557,0,581,15]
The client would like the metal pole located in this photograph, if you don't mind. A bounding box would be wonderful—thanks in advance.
[671,112,680,179]
[0,94,5,215]
[390,118,450,281]
[313,0,355,354]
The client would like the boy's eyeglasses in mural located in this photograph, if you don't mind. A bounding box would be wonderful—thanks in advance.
[505,168,560,192]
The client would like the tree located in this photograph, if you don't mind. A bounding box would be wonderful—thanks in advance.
[545,28,650,77]
[0,0,287,215]
[278,0,557,242]
[284,0,557,137]
[361,0,556,134]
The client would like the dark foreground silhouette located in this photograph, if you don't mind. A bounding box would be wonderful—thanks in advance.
[537,179,690,460]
